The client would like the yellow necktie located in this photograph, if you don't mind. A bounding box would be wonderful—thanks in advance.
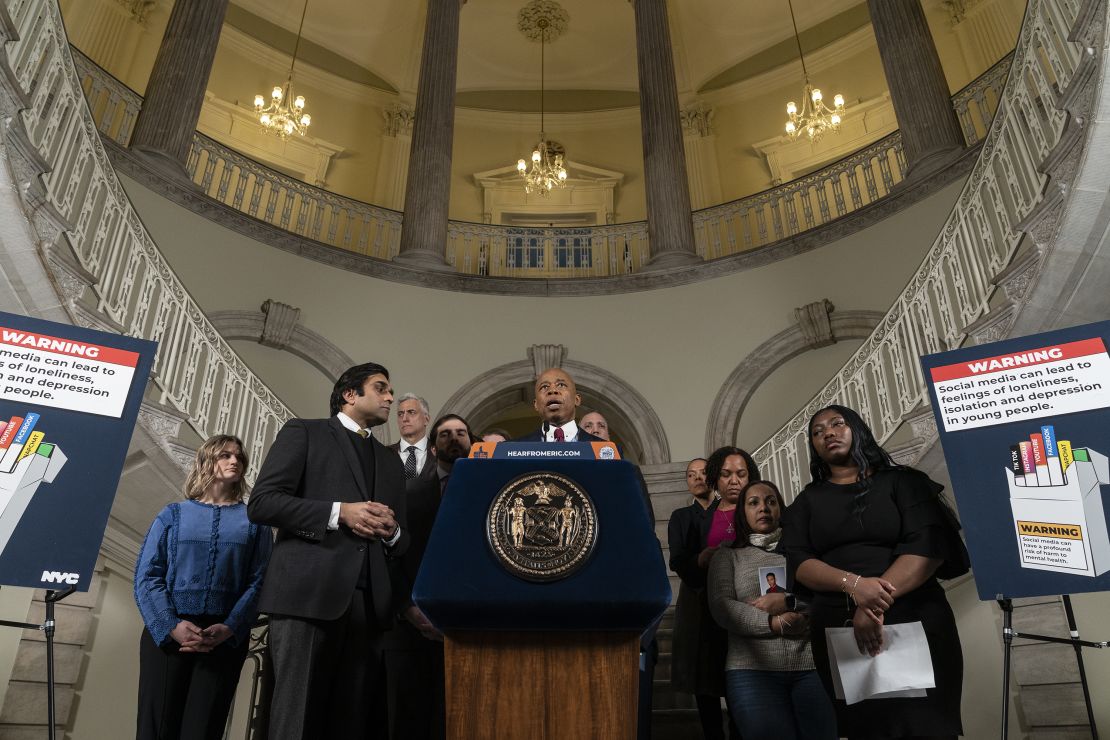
[357,429,369,439]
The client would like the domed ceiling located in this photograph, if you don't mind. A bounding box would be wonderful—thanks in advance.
[228,0,867,111]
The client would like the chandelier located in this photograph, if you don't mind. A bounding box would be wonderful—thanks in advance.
[515,2,569,195]
[783,0,845,142]
[255,0,312,138]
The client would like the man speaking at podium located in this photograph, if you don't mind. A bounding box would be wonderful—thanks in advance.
[517,366,658,740]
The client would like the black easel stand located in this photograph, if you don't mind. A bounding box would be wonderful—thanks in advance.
[0,586,78,740]
[997,595,1107,740]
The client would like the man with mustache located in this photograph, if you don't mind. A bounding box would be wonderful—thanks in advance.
[384,413,475,740]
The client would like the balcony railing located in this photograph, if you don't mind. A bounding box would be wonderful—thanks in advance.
[70,46,1010,278]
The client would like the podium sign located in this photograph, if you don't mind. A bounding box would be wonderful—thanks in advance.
[414,453,669,739]
[0,312,154,590]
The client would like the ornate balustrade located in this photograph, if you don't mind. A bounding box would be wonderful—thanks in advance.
[69,46,1010,277]
[4,0,292,482]
[750,0,1091,500]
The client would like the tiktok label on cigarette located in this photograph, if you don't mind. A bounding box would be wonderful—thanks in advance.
[929,338,1110,432]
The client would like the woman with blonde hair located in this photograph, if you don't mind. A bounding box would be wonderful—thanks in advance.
[134,434,272,740]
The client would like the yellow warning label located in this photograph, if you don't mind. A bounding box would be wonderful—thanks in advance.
[1017,520,1084,540]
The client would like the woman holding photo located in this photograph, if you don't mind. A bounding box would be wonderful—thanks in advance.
[783,405,969,740]
[708,479,836,740]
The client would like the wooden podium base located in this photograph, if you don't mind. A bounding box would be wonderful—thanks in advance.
[444,630,640,740]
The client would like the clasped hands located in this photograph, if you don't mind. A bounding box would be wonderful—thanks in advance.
[746,591,808,637]
[850,576,896,657]
[171,620,233,653]
[339,501,398,541]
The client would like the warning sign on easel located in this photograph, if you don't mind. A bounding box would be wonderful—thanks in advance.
[922,321,1110,600]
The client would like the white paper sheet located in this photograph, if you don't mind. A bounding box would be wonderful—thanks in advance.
[826,621,935,705]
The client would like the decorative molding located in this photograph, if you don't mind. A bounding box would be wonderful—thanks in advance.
[517,0,569,43]
[962,301,1017,346]
[208,307,356,382]
[259,299,301,349]
[704,310,885,452]
[383,103,416,138]
[440,350,670,464]
[527,344,567,377]
[680,102,714,138]
[794,299,836,349]
[137,401,186,445]
[903,403,939,450]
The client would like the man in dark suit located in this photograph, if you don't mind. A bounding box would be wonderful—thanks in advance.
[384,413,475,740]
[516,366,658,740]
[391,393,436,482]
[248,363,409,740]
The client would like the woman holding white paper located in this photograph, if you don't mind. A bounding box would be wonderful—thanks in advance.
[783,405,969,739]
[134,435,272,740]
[707,479,837,740]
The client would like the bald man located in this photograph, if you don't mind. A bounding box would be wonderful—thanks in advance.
[515,367,657,740]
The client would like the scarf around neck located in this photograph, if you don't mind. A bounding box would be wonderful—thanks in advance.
[748,527,783,551]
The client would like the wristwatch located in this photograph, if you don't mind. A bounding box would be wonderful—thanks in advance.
[785,593,797,612]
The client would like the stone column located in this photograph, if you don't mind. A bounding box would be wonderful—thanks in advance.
[129,0,230,171]
[396,0,465,270]
[867,0,965,176]
[631,0,699,269]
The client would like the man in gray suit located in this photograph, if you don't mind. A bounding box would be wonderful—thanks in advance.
[249,362,409,740]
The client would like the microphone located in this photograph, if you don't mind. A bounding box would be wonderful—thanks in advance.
[542,421,550,438]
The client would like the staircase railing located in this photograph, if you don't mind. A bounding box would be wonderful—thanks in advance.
[3,0,293,483]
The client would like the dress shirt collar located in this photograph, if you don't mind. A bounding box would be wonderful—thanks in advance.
[336,412,370,437]
[401,436,428,453]
[543,419,580,442]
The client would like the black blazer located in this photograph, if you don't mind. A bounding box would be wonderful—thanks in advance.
[667,500,716,590]
[248,416,409,624]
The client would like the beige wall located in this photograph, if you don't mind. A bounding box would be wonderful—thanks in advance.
[0,586,33,713]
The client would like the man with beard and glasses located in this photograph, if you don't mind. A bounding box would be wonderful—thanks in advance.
[384,413,475,740]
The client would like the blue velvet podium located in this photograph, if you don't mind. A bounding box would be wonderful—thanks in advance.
[413,443,670,740]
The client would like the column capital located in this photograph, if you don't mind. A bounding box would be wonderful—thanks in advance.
[680,102,714,138]
[383,103,416,138]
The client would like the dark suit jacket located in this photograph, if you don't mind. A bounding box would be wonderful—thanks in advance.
[389,439,437,481]
[248,416,409,625]
[515,427,604,444]
[667,500,715,590]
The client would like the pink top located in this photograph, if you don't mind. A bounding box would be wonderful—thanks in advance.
[707,507,737,548]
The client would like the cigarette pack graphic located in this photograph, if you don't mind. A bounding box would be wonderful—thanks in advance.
[1005,431,1110,577]
[0,410,66,558]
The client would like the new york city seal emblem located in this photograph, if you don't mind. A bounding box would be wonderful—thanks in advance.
[487,472,598,582]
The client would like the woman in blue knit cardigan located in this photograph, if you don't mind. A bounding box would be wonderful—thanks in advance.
[134,434,272,740]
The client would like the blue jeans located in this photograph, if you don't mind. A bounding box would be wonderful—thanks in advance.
[724,669,837,740]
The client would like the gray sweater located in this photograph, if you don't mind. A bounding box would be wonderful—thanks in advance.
[707,545,816,672]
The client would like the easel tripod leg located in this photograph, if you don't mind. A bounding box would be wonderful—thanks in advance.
[999,598,1013,740]
[1062,595,1099,740]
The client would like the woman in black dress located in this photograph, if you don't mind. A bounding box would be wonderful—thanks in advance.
[782,405,969,740]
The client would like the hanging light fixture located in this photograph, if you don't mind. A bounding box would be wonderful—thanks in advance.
[783,0,845,142]
[515,1,569,195]
[254,0,312,138]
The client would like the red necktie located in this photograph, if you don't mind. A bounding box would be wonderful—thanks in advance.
[553,427,565,442]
